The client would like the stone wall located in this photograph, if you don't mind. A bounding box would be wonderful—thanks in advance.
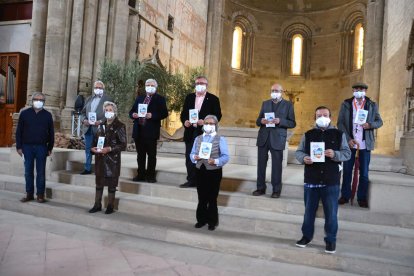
[376,0,414,154]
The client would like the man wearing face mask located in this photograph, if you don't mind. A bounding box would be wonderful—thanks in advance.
[129,79,168,183]
[337,82,383,208]
[295,106,351,254]
[253,83,296,198]
[179,76,222,188]
[16,92,55,203]
[80,80,112,175]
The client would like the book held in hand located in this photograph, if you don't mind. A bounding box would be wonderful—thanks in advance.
[310,142,325,162]
[198,142,212,159]
[88,112,97,125]
[265,112,275,127]
[189,109,199,124]
[97,137,105,152]
[138,104,148,118]
[354,109,368,125]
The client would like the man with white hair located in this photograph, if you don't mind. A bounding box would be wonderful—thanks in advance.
[80,80,112,175]
[129,78,168,183]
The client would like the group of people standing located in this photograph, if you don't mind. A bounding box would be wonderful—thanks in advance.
[16,76,382,253]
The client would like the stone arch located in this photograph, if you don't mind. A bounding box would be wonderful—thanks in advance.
[281,17,315,79]
[231,10,259,34]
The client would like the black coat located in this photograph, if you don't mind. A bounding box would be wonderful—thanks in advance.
[180,92,222,143]
[129,93,168,140]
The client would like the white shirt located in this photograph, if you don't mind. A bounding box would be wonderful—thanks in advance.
[352,98,366,150]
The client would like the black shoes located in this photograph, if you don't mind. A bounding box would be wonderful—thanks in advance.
[146,177,157,183]
[295,236,312,248]
[80,170,91,175]
[105,205,114,214]
[208,225,216,231]
[358,200,369,208]
[194,222,206,228]
[132,175,145,182]
[325,242,336,254]
[20,194,34,203]
[271,192,280,198]
[252,189,266,196]
[180,182,196,188]
[88,203,102,213]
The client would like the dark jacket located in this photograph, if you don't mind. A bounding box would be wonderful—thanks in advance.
[80,93,113,135]
[256,99,296,150]
[94,117,127,179]
[129,93,168,140]
[180,92,222,143]
[337,96,383,150]
[16,107,54,152]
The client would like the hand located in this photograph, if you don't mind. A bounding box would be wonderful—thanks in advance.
[303,156,313,165]
[261,118,268,125]
[91,147,98,153]
[362,123,370,129]
[94,120,101,126]
[17,149,22,157]
[208,158,216,165]
[197,119,204,126]
[348,139,357,148]
[132,113,139,119]
[100,147,111,154]
[83,120,90,126]
[146,113,152,119]
[184,120,191,127]
[324,149,335,158]
[273,118,280,125]
[194,155,201,161]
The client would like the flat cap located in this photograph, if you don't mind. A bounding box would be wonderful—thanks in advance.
[352,82,368,89]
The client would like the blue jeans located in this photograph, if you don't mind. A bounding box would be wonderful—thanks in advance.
[301,185,339,243]
[341,149,371,201]
[84,128,93,171]
[22,144,48,195]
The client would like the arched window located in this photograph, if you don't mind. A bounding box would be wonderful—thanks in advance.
[230,14,255,73]
[353,23,364,70]
[231,26,243,69]
[291,34,303,75]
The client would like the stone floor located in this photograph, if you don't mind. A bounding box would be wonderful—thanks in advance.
[0,209,355,276]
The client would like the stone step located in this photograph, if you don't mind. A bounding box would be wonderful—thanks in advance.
[2,175,414,255]
[0,189,413,276]
[0,160,10,174]
[51,170,414,229]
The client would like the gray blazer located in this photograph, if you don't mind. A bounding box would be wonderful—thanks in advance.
[256,99,296,150]
[337,96,383,151]
[80,93,113,135]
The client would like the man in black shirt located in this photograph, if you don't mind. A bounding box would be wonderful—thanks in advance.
[16,92,54,203]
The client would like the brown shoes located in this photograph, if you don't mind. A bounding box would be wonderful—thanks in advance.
[36,194,46,203]
[358,200,369,208]
[338,197,349,205]
[20,194,34,203]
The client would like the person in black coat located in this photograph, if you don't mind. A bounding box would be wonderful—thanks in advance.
[179,76,222,188]
[129,79,168,183]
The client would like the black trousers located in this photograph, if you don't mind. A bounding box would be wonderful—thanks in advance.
[257,139,283,193]
[196,164,222,226]
[134,137,157,178]
[185,141,197,184]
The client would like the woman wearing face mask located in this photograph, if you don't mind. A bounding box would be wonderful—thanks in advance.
[189,115,229,231]
[89,101,127,214]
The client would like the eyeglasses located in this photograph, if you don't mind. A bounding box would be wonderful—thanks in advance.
[204,122,215,125]
[33,98,45,102]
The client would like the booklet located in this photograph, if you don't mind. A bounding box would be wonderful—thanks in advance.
[310,142,325,162]
[265,112,275,127]
[354,109,368,125]
[97,137,105,152]
[88,112,97,125]
[198,142,212,159]
[138,104,148,118]
[189,109,199,124]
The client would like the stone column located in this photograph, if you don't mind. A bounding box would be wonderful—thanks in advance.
[27,0,48,104]
[109,0,129,62]
[92,0,110,82]
[42,0,69,128]
[61,0,86,133]
[79,0,99,95]
[363,0,384,102]
[204,0,224,96]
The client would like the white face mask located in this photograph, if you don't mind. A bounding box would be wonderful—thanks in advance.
[33,100,44,109]
[353,91,365,99]
[195,85,207,93]
[316,116,331,128]
[94,89,104,96]
[271,92,282,100]
[203,124,215,134]
[145,86,156,94]
[105,111,115,119]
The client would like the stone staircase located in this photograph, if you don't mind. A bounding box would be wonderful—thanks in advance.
[0,148,413,275]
